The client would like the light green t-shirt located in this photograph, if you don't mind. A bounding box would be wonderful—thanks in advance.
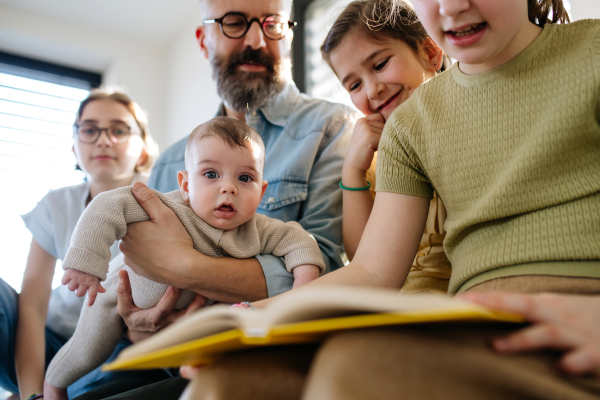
[377,20,600,294]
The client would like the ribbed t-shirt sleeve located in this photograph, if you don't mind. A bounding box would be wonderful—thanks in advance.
[21,193,58,259]
[376,98,433,198]
[593,23,600,124]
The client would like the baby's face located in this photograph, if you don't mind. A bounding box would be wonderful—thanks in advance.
[178,136,267,230]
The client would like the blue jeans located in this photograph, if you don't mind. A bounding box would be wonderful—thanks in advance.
[0,278,133,399]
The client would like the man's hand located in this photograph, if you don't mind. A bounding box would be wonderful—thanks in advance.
[116,270,207,343]
[459,291,600,376]
[61,268,105,306]
[292,264,321,289]
[119,182,200,288]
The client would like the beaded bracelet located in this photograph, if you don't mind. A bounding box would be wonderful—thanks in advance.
[230,301,254,310]
[339,181,371,191]
[27,394,43,400]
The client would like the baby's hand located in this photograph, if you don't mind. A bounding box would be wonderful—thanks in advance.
[292,264,320,289]
[61,268,105,306]
[44,379,68,400]
[343,114,385,177]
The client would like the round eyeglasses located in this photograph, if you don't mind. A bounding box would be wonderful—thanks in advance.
[75,122,137,144]
[203,12,296,41]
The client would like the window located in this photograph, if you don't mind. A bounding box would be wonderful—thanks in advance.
[303,0,354,105]
[0,52,101,292]
[293,0,354,106]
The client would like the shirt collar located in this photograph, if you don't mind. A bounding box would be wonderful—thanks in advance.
[214,81,301,127]
[257,82,300,127]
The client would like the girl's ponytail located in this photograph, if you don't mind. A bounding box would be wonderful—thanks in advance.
[528,0,570,27]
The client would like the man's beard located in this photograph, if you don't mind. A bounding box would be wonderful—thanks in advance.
[211,48,290,114]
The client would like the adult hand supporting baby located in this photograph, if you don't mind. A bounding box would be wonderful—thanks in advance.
[119,182,268,303]
[116,270,207,343]
[459,291,600,377]
[119,182,198,289]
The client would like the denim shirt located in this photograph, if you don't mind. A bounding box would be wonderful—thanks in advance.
[148,83,357,296]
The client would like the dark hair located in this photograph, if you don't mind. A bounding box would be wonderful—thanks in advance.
[321,0,450,72]
[186,117,265,170]
[528,0,570,27]
[74,89,158,173]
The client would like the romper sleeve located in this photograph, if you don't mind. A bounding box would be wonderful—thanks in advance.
[62,187,151,280]
[254,215,326,273]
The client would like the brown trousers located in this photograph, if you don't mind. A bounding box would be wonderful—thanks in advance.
[184,325,600,400]
[183,276,600,400]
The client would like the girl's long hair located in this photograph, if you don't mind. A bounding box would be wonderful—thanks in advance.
[321,0,451,72]
[528,0,570,27]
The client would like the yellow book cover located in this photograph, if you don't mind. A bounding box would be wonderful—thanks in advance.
[104,286,523,371]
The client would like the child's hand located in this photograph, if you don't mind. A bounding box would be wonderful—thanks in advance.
[292,264,320,289]
[43,379,68,400]
[343,114,385,182]
[61,268,105,306]
[459,292,600,377]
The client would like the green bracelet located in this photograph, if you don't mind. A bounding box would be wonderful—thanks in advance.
[339,181,371,191]
[27,394,43,400]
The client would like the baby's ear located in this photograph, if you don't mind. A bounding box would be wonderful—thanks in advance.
[260,180,268,201]
[177,171,190,202]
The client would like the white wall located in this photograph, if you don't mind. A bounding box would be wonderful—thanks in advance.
[571,0,600,21]
[162,14,220,149]
[0,4,168,150]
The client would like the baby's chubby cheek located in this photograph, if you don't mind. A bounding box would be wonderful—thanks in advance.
[186,191,209,219]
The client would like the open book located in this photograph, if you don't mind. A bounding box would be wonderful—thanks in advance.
[103,286,523,371]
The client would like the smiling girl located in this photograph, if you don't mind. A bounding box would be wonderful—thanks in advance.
[312,0,599,296]
[0,90,157,400]
[322,0,452,293]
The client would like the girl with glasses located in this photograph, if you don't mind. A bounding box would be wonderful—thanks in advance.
[0,90,157,400]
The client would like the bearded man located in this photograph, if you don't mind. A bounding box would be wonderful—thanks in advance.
[117,0,353,364]
[116,0,355,309]
[70,2,354,399]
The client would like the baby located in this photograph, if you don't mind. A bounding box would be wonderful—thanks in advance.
[44,117,325,392]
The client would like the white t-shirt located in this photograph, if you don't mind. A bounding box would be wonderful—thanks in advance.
[21,176,146,338]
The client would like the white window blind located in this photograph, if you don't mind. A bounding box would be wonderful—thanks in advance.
[0,65,91,292]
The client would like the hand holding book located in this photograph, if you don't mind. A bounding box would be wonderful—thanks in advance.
[103,286,523,372]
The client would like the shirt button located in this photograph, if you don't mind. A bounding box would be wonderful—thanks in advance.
[267,197,275,204]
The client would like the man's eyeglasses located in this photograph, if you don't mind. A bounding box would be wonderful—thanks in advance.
[203,12,296,41]
[75,123,138,144]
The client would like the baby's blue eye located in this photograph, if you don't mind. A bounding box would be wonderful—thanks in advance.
[238,174,252,183]
[205,171,219,179]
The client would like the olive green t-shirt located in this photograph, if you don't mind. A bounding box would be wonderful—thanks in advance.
[377,20,600,294]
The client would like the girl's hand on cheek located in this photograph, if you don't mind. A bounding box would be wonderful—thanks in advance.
[343,113,385,185]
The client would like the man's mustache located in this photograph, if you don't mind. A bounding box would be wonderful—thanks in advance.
[227,48,275,73]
